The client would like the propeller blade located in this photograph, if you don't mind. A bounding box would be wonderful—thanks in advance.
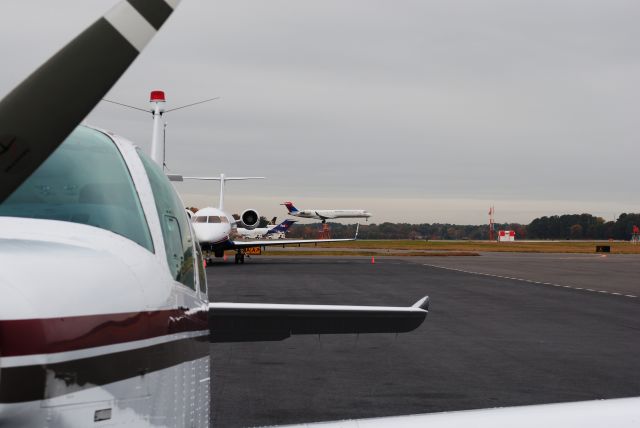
[0,0,181,202]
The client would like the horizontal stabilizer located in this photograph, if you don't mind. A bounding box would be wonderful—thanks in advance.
[209,297,429,342]
[183,176,264,181]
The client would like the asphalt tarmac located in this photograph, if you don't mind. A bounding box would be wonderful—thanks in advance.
[208,255,640,427]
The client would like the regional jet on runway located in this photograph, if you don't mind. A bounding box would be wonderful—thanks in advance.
[282,201,372,223]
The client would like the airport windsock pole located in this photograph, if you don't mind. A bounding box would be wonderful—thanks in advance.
[489,206,495,241]
[150,90,166,167]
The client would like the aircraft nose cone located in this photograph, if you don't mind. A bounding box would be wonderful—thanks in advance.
[194,224,228,244]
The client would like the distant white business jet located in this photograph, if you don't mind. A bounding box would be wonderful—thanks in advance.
[281,201,372,223]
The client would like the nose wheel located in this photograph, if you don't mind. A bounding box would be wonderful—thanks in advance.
[234,251,245,264]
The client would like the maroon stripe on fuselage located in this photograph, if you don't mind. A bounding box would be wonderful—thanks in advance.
[0,307,208,357]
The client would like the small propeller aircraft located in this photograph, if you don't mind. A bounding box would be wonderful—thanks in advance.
[0,1,428,426]
[1,2,637,427]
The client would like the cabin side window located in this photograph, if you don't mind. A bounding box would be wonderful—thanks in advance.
[137,149,196,290]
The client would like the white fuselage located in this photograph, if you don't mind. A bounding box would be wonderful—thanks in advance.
[292,209,372,221]
[0,128,210,426]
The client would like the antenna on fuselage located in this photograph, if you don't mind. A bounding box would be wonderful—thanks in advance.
[181,174,264,211]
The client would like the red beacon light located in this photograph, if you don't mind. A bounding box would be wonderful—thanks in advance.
[150,90,165,103]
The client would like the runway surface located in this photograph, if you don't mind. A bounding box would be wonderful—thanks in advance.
[208,255,640,427]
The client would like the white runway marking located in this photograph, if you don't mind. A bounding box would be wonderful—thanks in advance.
[422,264,636,299]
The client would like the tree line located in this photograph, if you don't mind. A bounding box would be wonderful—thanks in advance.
[279,213,640,240]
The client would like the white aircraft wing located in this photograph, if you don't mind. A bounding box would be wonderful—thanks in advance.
[230,237,355,249]
[209,297,429,342]
[276,396,640,428]
[229,224,359,249]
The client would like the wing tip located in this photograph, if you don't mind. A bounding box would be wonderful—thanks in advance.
[413,296,430,311]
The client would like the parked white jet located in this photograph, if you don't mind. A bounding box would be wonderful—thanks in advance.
[173,174,359,263]
[282,201,372,223]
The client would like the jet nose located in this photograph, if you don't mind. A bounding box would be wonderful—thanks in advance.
[194,224,229,244]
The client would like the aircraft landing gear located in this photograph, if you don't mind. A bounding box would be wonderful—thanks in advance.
[234,251,245,264]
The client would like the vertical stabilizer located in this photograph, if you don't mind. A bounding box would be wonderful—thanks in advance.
[281,202,299,214]
[218,173,226,210]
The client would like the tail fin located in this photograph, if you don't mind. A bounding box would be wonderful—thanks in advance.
[281,201,299,214]
[268,219,297,234]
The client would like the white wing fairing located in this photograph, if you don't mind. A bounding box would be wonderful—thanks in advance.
[209,297,429,342]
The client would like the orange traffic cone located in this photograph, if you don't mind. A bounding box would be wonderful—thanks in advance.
[371,256,375,264]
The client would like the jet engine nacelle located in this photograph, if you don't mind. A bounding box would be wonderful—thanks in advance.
[239,209,260,229]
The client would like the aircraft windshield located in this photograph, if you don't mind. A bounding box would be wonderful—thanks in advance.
[0,126,154,251]
[193,215,229,224]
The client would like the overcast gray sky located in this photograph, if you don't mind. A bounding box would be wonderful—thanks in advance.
[1,1,639,224]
